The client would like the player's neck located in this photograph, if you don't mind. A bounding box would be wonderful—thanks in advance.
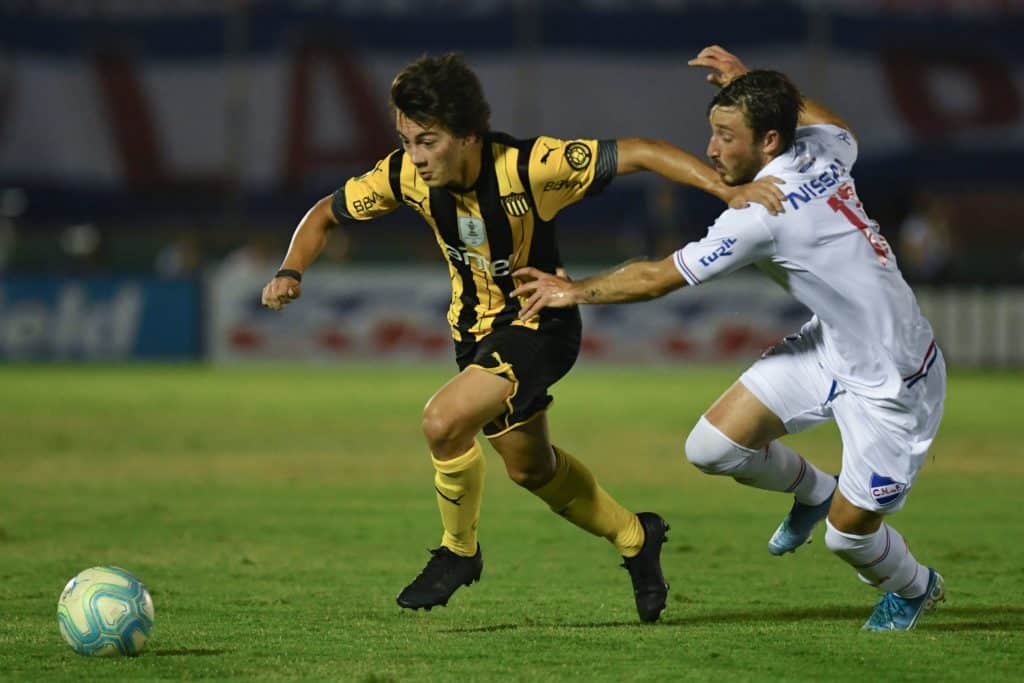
[447,140,484,192]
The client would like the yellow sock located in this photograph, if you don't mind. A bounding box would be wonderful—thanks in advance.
[432,441,485,557]
[531,446,644,557]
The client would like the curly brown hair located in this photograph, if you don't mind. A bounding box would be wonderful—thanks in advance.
[710,70,804,151]
[390,53,491,138]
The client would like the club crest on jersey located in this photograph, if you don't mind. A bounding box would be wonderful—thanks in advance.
[458,216,487,247]
[564,142,592,171]
[870,472,907,506]
[501,193,530,217]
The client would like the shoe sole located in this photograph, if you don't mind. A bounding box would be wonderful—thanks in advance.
[768,534,812,556]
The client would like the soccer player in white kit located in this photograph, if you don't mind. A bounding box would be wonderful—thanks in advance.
[511,46,947,631]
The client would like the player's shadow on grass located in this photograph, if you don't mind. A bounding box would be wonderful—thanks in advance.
[920,606,1024,632]
[154,648,229,657]
[442,605,1024,633]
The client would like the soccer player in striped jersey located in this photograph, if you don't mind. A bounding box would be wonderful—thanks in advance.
[261,53,782,621]
[512,46,947,631]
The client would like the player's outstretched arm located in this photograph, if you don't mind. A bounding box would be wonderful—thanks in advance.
[512,256,685,320]
[617,137,785,214]
[688,44,855,138]
[261,195,338,311]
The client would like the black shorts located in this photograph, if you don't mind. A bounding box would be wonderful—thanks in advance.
[455,310,581,438]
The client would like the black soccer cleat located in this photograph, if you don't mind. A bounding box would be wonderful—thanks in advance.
[621,512,670,623]
[396,545,483,610]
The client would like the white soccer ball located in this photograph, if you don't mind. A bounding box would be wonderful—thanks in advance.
[56,566,154,657]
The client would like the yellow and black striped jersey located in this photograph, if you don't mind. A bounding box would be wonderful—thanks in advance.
[331,133,616,342]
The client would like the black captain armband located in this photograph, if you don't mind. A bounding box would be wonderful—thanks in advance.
[275,269,303,282]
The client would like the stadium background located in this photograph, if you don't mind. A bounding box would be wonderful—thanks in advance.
[3,2,1024,679]
[1,0,1022,366]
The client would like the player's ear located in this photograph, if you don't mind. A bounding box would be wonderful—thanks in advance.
[761,129,783,157]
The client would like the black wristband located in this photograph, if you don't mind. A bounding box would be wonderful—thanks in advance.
[275,268,303,282]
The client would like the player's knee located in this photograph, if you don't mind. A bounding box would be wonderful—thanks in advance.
[422,402,469,456]
[684,416,749,475]
[504,458,555,489]
[824,519,861,556]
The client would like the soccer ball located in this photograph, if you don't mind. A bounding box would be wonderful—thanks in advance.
[56,566,154,656]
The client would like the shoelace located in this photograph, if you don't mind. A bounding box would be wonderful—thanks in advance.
[871,593,905,626]
[411,548,455,585]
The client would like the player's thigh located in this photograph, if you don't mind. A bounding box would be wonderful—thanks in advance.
[734,324,837,442]
[423,366,515,436]
[704,380,787,450]
[458,325,580,440]
[832,365,945,516]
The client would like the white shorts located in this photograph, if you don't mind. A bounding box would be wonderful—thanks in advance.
[740,321,946,514]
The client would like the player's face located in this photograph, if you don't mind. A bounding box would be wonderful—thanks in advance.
[706,105,768,186]
[396,112,476,188]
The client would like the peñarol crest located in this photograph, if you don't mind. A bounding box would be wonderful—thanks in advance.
[500,192,530,218]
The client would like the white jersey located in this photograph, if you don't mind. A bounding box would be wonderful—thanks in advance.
[673,124,936,401]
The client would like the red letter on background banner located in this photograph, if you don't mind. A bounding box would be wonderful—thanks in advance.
[284,43,392,188]
[94,50,224,192]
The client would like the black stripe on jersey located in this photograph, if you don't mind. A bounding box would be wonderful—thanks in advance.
[429,187,478,335]
[516,139,560,274]
[588,140,618,196]
[512,135,539,220]
[514,136,573,330]
[476,141,520,327]
[388,151,404,202]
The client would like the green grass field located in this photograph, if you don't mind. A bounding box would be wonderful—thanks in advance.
[1,364,1022,681]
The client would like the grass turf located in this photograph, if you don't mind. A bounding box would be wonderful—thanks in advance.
[1,364,1022,681]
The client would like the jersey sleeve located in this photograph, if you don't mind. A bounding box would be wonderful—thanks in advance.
[672,209,776,286]
[330,150,403,223]
[528,137,616,221]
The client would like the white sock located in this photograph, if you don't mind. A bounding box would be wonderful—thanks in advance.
[824,519,930,598]
[754,440,836,505]
[685,417,834,504]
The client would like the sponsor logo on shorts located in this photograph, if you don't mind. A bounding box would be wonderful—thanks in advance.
[870,472,907,506]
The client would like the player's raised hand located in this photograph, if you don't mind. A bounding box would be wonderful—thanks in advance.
[687,45,749,88]
[261,274,302,311]
[511,267,578,320]
[727,176,786,215]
